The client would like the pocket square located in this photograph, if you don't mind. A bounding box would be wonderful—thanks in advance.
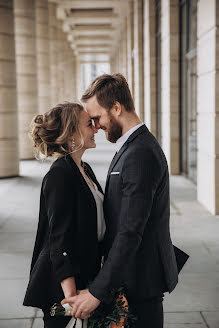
[110,171,120,175]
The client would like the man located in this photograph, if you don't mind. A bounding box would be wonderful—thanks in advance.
[62,73,179,327]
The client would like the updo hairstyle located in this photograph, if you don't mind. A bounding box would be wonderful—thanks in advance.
[30,102,84,159]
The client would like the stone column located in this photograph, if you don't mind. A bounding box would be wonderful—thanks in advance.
[114,45,119,72]
[133,0,144,120]
[14,0,38,159]
[68,48,77,101]
[48,2,58,107]
[161,0,180,174]
[57,23,65,103]
[110,57,116,73]
[197,0,219,214]
[121,21,128,78]
[63,42,75,102]
[75,57,82,100]
[118,44,122,73]
[71,52,77,100]
[143,0,157,137]
[127,1,134,98]
[0,0,19,177]
[35,0,50,113]
[62,39,76,102]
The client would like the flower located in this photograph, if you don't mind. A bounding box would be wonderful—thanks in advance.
[109,294,128,328]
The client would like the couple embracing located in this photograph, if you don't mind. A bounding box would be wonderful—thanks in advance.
[24,73,185,328]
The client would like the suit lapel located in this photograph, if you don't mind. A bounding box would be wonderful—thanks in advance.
[107,144,127,178]
[105,143,128,191]
[105,125,149,190]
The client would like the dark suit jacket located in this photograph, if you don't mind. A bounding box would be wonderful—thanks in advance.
[23,155,103,309]
[89,125,178,304]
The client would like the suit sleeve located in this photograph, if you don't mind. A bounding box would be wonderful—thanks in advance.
[89,149,164,303]
[43,167,80,283]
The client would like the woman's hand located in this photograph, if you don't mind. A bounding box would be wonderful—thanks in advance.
[61,277,77,298]
[61,289,100,319]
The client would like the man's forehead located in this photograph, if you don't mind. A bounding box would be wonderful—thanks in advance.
[85,101,102,117]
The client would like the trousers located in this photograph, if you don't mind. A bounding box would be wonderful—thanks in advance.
[128,294,164,328]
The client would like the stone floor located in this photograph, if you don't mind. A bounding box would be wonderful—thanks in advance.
[0,158,219,328]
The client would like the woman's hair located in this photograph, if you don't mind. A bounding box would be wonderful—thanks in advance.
[30,102,84,160]
[81,73,135,112]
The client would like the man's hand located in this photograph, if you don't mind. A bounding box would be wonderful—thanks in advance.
[61,289,100,319]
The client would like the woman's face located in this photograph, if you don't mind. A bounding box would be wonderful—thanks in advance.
[73,110,98,150]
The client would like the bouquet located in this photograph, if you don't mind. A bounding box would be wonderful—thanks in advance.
[50,287,137,328]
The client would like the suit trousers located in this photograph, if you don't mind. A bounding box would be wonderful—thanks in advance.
[129,294,164,328]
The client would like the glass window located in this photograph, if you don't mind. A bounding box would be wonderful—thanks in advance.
[179,0,197,183]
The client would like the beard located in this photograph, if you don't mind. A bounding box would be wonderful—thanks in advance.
[106,115,122,143]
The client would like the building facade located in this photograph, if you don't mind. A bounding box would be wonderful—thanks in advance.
[0,0,218,215]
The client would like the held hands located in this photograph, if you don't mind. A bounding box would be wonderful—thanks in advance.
[61,289,100,319]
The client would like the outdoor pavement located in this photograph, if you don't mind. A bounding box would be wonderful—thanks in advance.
[0,132,219,327]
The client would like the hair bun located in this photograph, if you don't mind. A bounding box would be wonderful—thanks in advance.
[34,114,44,125]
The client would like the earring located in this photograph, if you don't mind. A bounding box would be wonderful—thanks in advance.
[71,138,75,151]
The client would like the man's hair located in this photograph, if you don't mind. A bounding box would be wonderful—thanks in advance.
[81,73,135,112]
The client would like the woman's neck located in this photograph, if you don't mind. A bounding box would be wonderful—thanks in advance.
[70,149,85,170]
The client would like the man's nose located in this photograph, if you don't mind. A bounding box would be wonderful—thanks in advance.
[94,121,101,130]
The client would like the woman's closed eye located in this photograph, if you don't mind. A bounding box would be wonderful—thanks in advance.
[88,120,95,127]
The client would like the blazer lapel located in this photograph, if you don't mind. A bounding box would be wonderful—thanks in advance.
[64,155,97,206]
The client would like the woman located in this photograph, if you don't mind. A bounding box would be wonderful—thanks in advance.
[23,102,106,328]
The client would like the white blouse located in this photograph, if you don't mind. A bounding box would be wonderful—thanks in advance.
[87,183,106,241]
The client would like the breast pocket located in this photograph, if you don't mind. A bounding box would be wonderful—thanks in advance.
[108,172,122,196]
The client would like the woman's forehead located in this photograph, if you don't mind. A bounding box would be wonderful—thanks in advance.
[80,110,91,122]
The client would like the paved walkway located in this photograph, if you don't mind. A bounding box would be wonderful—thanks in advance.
[0,156,219,327]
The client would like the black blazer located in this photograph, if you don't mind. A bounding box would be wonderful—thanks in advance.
[89,125,179,304]
[23,155,103,309]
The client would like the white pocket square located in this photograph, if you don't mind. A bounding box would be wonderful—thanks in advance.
[110,171,120,175]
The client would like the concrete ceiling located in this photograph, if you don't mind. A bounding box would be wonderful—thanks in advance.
[48,0,129,62]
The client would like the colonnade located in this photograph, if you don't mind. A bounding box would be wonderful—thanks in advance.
[0,0,78,177]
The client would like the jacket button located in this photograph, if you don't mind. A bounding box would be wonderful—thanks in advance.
[63,252,67,256]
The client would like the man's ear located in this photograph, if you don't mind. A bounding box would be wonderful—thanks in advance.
[112,101,122,117]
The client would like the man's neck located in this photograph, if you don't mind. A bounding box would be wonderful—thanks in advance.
[122,115,142,136]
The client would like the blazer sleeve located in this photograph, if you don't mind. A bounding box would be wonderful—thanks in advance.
[43,166,80,283]
[89,149,165,303]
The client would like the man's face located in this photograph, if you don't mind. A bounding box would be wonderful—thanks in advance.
[85,95,122,143]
